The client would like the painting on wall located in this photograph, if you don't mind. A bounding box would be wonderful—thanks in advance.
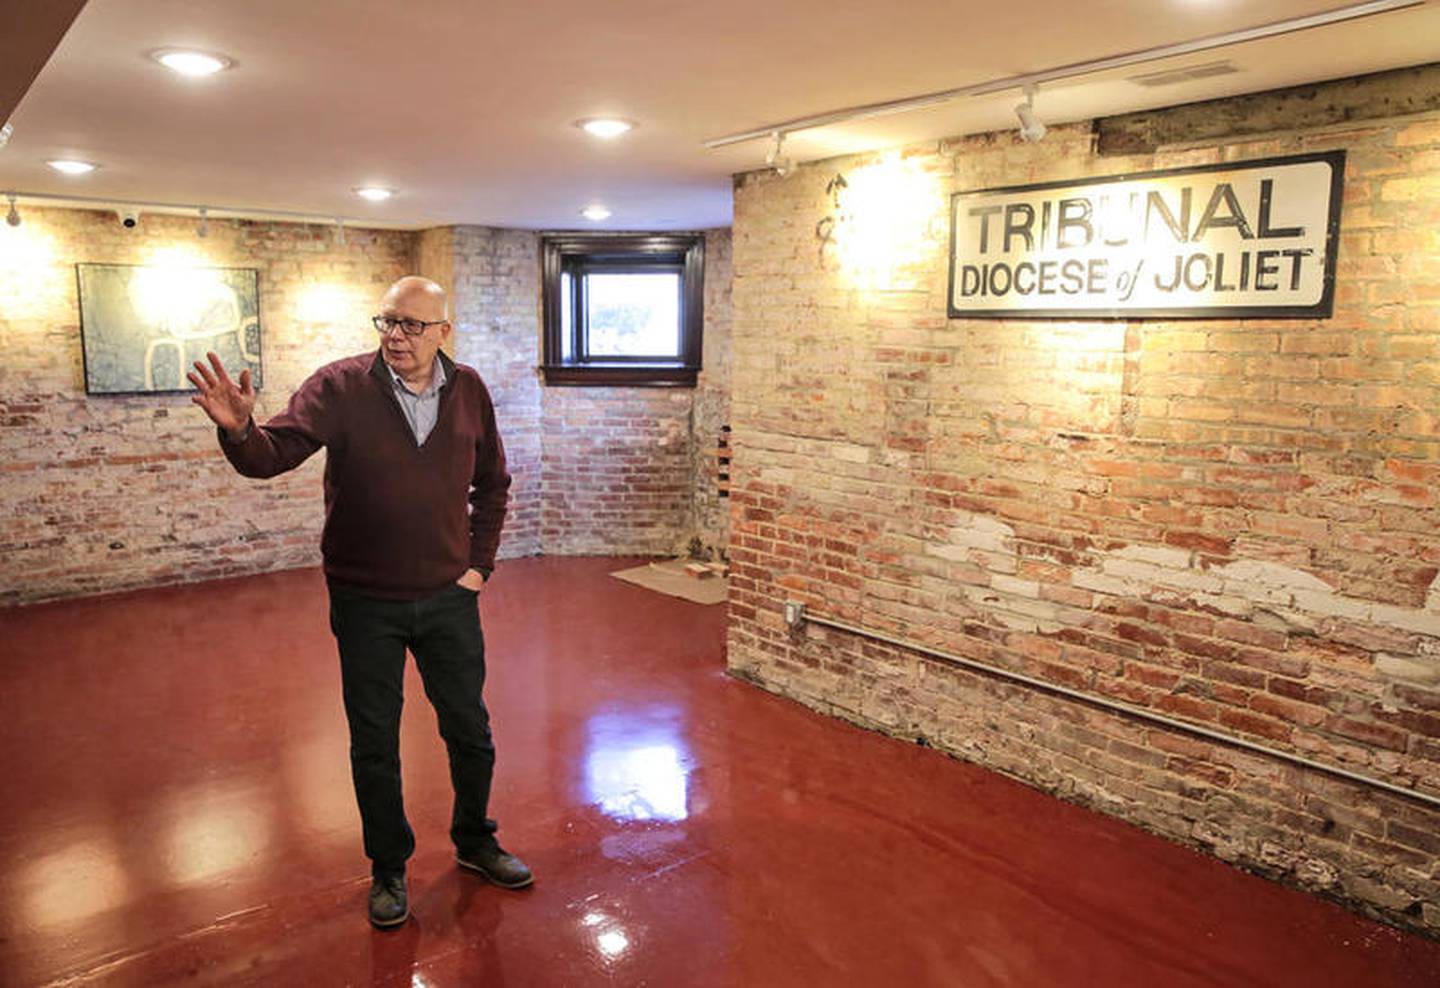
[77,263,263,395]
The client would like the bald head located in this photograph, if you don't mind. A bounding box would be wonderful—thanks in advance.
[381,276,449,322]
[377,275,452,385]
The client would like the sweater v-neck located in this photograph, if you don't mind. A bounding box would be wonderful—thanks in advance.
[369,350,457,453]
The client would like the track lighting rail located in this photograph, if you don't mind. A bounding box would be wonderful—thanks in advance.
[703,0,1423,150]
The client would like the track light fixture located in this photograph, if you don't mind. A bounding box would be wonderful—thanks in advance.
[765,131,795,177]
[1015,84,1046,143]
[705,0,1421,151]
[0,189,411,236]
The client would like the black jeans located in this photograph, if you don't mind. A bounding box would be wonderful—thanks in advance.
[328,582,499,879]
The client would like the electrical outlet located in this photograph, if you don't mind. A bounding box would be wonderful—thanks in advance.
[783,600,805,629]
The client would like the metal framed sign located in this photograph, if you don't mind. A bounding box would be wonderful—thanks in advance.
[947,150,1346,320]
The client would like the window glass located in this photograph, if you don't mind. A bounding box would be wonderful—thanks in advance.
[560,271,573,361]
[586,272,681,357]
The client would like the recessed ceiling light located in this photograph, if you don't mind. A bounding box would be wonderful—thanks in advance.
[151,49,233,77]
[581,205,612,221]
[353,186,394,202]
[47,159,97,175]
[576,118,634,139]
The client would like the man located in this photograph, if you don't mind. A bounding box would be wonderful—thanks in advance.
[188,276,531,929]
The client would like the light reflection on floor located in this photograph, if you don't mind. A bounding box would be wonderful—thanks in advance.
[583,707,691,823]
[22,832,130,929]
[161,781,273,886]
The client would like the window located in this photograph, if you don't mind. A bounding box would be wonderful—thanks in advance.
[541,234,704,386]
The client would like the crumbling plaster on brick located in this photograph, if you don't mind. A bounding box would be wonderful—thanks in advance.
[932,510,1440,651]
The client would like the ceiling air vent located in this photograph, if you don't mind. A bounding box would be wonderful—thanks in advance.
[1129,60,1239,88]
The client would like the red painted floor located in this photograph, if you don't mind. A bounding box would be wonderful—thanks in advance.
[1,556,1437,987]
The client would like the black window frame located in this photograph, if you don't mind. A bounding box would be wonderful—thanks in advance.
[541,233,704,387]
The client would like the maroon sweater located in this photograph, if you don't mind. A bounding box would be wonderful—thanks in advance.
[220,350,510,599]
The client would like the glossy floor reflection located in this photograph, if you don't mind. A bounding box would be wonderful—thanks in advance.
[2,557,1438,986]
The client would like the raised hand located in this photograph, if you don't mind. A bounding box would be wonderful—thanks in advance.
[188,351,256,438]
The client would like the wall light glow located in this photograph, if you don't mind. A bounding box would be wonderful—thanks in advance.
[294,282,377,356]
[141,245,212,271]
[0,223,57,273]
[824,152,946,292]
[296,282,356,324]
[127,264,234,338]
[0,224,63,319]
[129,247,226,340]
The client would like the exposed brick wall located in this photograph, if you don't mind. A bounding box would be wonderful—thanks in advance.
[431,227,734,559]
[435,227,733,558]
[541,386,695,554]
[420,227,737,561]
[1,213,732,604]
[726,89,1440,935]
[692,228,734,554]
[426,226,731,564]
[0,207,410,604]
[443,226,544,558]
[534,229,733,557]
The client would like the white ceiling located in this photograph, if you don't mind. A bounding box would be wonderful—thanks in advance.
[1,0,1437,231]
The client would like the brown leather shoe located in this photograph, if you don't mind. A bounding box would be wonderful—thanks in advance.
[456,845,534,888]
[368,874,409,927]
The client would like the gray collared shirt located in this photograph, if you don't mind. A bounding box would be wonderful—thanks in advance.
[387,356,446,445]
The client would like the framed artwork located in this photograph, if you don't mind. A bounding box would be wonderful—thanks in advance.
[76,263,263,395]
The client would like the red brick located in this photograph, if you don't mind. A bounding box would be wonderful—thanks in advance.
[1325,716,1408,752]
[1126,661,1182,690]
[1156,693,1219,722]
[1218,707,1295,744]
[1268,678,1342,708]
[1370,705,1440,740]
[1163,531,1233,555]
[1250,693,1327,728]
[1166,757,1234,788]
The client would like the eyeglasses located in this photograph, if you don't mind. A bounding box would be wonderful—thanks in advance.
[373,315,447,336]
